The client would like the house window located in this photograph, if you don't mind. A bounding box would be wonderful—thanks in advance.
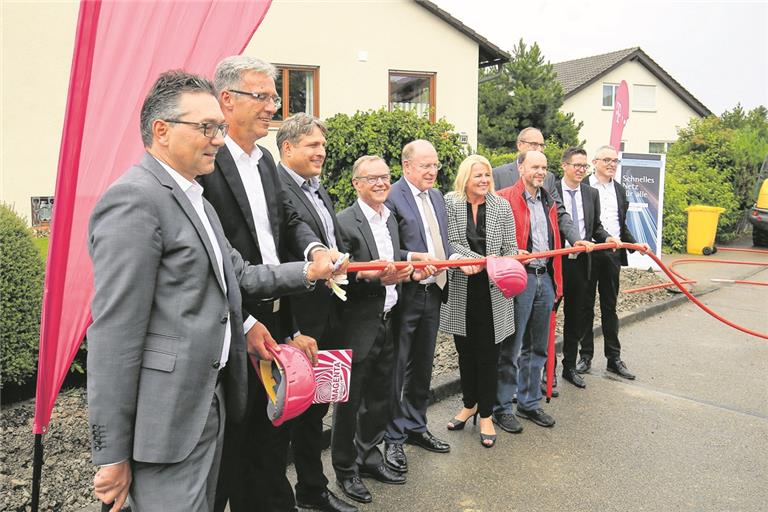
[633,84,656,111]
[389,71,436,122]
[620,141,626,152]
[273,66,319,122]
[602,83,619,108]
[31,196,54,226]
[649,141,673,154]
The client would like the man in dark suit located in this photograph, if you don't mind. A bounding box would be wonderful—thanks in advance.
[580,145,650,380]
[88,71,333,511]
[275,113,357,512]
[555,147,618,389]
[200,56,340,512]
[332,155,435,504]
[492,126,579,400]
[383,139,475,472]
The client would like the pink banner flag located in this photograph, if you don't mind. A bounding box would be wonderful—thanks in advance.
[33,0,272,435]
[609,80,630,150]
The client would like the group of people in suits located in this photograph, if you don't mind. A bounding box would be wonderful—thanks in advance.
[86,56,648,512]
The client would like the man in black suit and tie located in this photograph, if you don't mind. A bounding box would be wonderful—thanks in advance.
[200,55,341,512]
[580,145,650,380]
[275,113,357,512]
[332,155,436,504]
[556,147,618,388]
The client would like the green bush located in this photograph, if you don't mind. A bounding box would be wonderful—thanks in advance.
[1,204,45,387]
[323,108,466,210]
[478,139,570,178]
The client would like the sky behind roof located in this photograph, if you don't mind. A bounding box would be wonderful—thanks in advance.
[434,0,768,115]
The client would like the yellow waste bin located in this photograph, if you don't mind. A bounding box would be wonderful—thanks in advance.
[685,205,726,255]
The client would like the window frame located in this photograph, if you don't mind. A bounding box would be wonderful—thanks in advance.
[388,70,436,123]
[632,84,657,112]
[271,64,319,126]
[648,141,673,154]
[602,82,619,109]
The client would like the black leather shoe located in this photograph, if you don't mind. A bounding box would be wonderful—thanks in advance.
[359,464,407,485]
[336,476,371,504]
[297,489,359,512]
[492,413,523,433]
[562,367,586,388]
[406,430,450,453]
[607,359,636,380]
[575,356,592,374]
[384,442,407,473]
[516,407,556,427]
[540,383,559,398]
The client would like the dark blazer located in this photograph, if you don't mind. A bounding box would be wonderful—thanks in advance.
[337,201,402,362]
[384,177,453,261]
[200,144,320,331]
[493,160,580,245]
[555,181,612,246]
[87,153,307,466]
[277,163,347,342]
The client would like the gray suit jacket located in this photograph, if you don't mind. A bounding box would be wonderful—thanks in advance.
[87,153,308,466]
[492,160,580,245]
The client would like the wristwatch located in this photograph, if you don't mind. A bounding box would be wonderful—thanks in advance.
[302,261,316,288]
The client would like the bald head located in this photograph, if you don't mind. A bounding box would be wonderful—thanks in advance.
[402,139,440,192]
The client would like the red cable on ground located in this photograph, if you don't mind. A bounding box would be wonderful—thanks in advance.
[347,242,768,340]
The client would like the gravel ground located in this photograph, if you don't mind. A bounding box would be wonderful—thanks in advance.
[1,268,668,511]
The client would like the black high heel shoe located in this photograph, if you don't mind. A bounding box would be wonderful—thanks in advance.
[447,411,478,431]
[478,417,496,448]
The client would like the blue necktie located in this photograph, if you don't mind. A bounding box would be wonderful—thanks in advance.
[568,189,580,238]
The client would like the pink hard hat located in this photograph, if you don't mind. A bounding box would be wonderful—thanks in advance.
[486,256,528,298]
[251,344,316,426]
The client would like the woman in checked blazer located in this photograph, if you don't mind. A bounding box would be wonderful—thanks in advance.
[439,154,519,448]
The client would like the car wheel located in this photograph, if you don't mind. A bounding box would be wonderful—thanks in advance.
[753,227,768,248]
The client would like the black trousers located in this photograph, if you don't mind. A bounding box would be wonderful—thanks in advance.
[580,250,622,362]
[215,309,296,512]
[561,254,591,369]
[332,315,395,478]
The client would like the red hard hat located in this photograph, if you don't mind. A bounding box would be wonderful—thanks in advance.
[486,256,528,298]
[251,344,316,426]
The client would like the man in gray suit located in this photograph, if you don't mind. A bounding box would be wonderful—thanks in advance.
[87,71,337,512]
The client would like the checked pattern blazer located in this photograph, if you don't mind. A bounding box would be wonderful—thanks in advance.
[439,192,519,343]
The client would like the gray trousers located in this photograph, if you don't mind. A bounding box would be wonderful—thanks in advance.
[130,380,226,511]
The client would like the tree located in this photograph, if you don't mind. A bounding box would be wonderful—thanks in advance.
[478,39,582,154]
[323,108,466,210]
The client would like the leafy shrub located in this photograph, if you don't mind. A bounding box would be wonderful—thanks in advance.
[1,204,44,387]
[478,139,570,178]
[323,108,466,210]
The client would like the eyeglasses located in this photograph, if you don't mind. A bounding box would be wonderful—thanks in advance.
[415,163,442,171]
[566,163,591,170]
[596,158,621,166]
[354,174,391,185]
[228,89,282,108]
[163,119,229,139]
[520,140,546,150]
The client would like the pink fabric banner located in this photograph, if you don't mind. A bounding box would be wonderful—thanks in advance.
[609,80,630,150]
[33,0,272,434]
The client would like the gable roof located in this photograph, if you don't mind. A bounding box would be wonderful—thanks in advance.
[553,47,712,117]
[414,0,509,68]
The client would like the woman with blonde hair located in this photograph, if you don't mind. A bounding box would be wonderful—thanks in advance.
[439,154,518,448]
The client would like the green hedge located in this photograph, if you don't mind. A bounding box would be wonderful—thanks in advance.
[323,108,466,210]
[1,204,45,387]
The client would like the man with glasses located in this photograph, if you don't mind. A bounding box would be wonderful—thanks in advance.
[275,113,358,512]
[87,71,335,511]
[382,140,478,472]
[200,55,341,512]
[579,145,650,380]
[332,156,436,504]
[555,148,618,389]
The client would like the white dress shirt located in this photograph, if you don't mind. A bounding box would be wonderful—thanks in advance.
[589,175,621,238]
[155,158,230,367]
[357,199,398,312]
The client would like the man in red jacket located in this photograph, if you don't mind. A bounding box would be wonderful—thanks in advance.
[496,151,593,428]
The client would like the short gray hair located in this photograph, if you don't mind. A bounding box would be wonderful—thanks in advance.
[352,155,385,178]
[139,70,215,147]
[276,113,327,155]
[214,55,277,94]
[594,144,617,157]
[517,127,542,143]
[401,139,434,164]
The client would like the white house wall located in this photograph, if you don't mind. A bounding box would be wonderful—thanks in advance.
[245,0,480,156]
[561,59,701,159]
